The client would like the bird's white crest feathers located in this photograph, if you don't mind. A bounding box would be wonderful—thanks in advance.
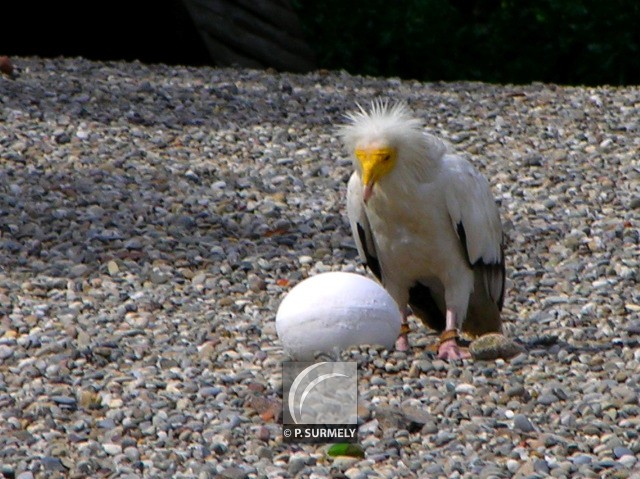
[339,100,424,149]
[339,100,449,179]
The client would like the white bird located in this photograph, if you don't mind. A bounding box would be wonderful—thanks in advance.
[340,101,505,360]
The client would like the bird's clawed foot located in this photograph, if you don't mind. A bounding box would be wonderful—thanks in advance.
[394,321,411,352]
[437,338,470,360]
[393,320,471,359]
[436,329,470,360]
[395,333,410,352]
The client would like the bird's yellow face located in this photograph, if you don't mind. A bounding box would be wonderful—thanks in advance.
[355,146,397,202]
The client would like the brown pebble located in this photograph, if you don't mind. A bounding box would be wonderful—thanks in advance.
[245,395,282,422]
[218,297,234,307]
[256,426,270,442]
[247,382,266,393]
[78,390,101,410]
[470,333,525,360]
[0,56,13,75]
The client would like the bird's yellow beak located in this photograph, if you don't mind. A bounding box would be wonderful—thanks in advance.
[355,147,397,203]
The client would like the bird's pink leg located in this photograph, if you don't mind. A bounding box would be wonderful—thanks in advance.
[394,309,410,351]
[437,310,470,360]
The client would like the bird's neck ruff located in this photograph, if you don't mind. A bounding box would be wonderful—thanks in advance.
[340,101,447,186]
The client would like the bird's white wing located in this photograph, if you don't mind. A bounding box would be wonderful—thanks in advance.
[346,172,382,281]
[443,154,503,264]
[442,154,505,306]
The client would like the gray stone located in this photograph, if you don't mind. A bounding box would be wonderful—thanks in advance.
[533,459,550,474]
[217,467,250,479]
[571,455,593,466]
[0,345,14,360]
[613,446,633,458]
[41,456,67,472]
[374,404,431,433]
[537,393,559,406]
[513,414,536,433]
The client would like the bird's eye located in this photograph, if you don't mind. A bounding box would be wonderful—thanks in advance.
[382,154,391,162]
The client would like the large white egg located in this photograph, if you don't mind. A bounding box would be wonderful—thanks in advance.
[276,272,402,360]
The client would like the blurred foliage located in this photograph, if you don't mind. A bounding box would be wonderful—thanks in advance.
[292,0,640,85]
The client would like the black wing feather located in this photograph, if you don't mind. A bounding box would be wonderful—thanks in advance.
[357,222,382,281]
[457,221,506,311]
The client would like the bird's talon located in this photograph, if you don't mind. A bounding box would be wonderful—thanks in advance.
[437,338,470,360]
[395,334,410,352]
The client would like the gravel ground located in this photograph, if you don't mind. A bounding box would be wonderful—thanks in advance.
[0,57,639,479]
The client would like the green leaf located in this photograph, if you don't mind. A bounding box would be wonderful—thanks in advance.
[327,443,365,458]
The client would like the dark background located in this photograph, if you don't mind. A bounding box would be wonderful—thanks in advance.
[2,0,639,86]
[292,0,640,85]
[0,0,212,66]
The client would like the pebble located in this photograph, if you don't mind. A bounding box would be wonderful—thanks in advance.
[537,393,559,406]
[219,466,251,479]
[571,455,593,466]
[103,443,123,455]
[618,455,636,468]
[41,457,67,472]
[513,414,536,433]
[0,56,639,479]
[51,395,77,407]
[374,404,431,433]
[0,345,14,360]
[533,459,550,474]
[506,459,519,473]
[470,333,524,360]
[455,383,476,395]
[332,457,360,470]
[613,446,633,458]
[107,260,120,275]
[626,320,640,335]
